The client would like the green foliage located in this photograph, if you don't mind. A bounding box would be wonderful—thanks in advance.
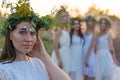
[1,0,50,36]
[41,15,53,30]
[0,18,5,26]
[41,6,71,31]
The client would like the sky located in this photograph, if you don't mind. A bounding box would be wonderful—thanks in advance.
[0,0,120,17]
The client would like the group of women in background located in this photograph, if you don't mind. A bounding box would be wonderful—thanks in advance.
[51,8,120,80]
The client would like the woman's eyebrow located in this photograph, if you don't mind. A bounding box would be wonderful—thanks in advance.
[20,27,27,30]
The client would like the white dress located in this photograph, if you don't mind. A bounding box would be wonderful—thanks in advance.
[96,33,120,80]
[70,35,84,80]
[83,33,96,77]
[0,58,50,80]
[51,30,70,73]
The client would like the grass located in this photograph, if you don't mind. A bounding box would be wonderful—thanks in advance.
[39,30,53,56]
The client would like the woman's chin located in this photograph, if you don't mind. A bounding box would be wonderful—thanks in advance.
[24,49,32,54]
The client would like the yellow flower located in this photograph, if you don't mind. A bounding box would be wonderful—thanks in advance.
[17,3,31,18]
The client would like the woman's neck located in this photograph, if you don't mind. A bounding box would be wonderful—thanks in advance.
[15,52,29,61]
[86,29,93,35]
[74,30,78,36]
[99,29,109,36]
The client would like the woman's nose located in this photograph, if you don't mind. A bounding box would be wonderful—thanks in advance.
[24,33,32,42]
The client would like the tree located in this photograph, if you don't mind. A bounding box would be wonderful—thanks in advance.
[85,4,120,21]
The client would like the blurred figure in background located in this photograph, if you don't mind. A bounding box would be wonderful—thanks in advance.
[69,17,84,80]
[51,6,71,74]
[95,17,120,80]
[83,15,97,80]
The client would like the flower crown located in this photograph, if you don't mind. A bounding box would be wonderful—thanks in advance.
[0,0,50,35]
[85,15,97,23]
[52,6,71,30]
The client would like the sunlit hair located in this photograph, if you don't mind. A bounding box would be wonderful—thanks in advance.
[70,18,85,45]
[98,17,111,28]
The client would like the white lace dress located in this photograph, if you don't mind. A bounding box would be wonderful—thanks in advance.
[96,33,120,80]
[51,30,70,74]
[0,58,50,80]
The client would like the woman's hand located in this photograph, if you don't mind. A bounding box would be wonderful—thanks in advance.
[113,58,120,66]
[29,37,71,80]
[57,41,61,49]
[58,60,63,69]
[30,37,47,58]
[85,56,89,67]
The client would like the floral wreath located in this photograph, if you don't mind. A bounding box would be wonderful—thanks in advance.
[0,0,50,35]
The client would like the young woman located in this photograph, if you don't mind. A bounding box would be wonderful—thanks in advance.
[0,3,70,80]
[95,17,120,80]
[69,18,84,80]
[83,15,97,80]
[51,7,71,74]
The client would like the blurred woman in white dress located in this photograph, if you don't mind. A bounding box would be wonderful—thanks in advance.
[83,15,97,80]
[69,18,84,80]
[51,6,71,74]
[95,17,120,80]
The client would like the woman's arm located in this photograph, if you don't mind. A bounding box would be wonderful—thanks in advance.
[40,53,71,80]
[85,31,98,67]
[31,37,71,80]
[108,32,120,65]
[53,29,62,68]
[94,40,98,55]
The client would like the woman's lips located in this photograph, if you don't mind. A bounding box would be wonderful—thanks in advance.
[23,45,32,49]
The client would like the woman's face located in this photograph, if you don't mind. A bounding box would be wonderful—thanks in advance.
[73,20,81,31]
[86,20,95,29]
[10,22,37,54]
[99,20,107,31]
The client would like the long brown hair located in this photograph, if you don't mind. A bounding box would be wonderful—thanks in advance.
[70,18,84,45]
[0,29,16,63]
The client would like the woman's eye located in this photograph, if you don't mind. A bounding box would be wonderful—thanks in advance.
[19,31,27,35]
[30,31,36,36]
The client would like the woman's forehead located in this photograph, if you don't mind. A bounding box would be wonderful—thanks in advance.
[16,22,35,31]
[17,22,31,27]
[17,22,34,28]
